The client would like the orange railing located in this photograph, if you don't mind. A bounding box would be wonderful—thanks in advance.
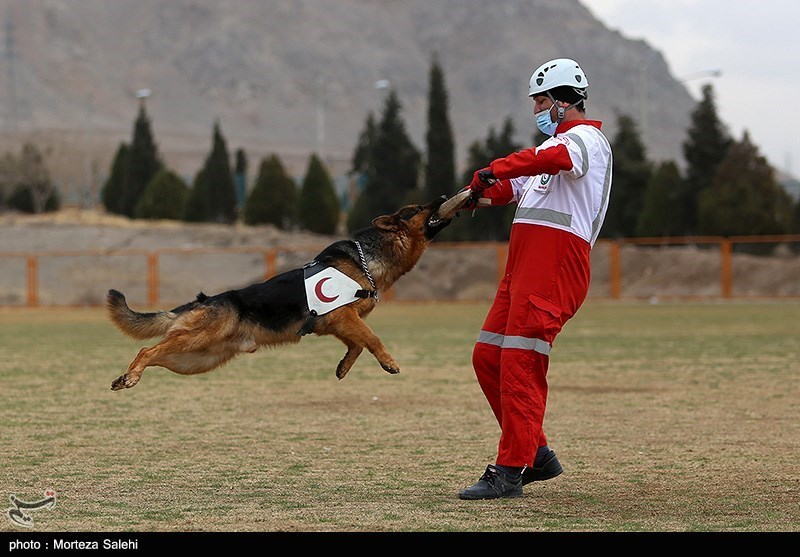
[1,236,799,307]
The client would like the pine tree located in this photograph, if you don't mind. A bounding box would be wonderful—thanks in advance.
[134,168,189,220]
[101,143,129,215]
[424,54,456,199]
[183,168,210,222]
[677,83,732,234]
[347,112,378,228]
[601,114,652,238]
[120,104,162,218]
[698,131,791,237]
[439,117,520,241]
[204,121,237,223]
[298,153,340,235]
[791,197,800,235]
[636,160,683,237]
[243,154,297,229]
[351,112,377,177]
[347,90,420,232]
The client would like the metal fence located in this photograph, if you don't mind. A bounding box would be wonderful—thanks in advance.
[2,236,799,307]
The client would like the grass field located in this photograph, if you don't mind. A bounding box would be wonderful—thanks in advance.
[1,300,798,532]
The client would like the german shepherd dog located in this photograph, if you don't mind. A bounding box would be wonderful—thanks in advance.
[106,193,471,391]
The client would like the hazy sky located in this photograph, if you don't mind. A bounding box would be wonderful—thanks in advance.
[583,0,799,177]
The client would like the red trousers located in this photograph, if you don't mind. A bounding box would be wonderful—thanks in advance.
[472,224,591,467]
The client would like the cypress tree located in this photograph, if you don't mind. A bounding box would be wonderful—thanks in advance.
[347,90,420,232]
[602,113,652,238]
[243,154,297,229]
[677,84,732,234]
[698,132,791,237]
[440,117,520,241]
[120,104,162,218]
[790,197,800,235]
[135,168,189,220]
[183,168,211,222]
[424,54,456,199]
[101,143,129,215]
[347,112,378,230]
[298,153,340,235]
[204,121,237,223]
[636,160,683,237]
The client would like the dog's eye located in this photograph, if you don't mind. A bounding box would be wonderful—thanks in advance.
[398,206,422,220]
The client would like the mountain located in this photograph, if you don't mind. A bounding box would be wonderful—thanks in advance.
[0,0,696,205]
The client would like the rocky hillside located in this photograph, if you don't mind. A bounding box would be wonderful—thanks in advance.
[0,0,694,202]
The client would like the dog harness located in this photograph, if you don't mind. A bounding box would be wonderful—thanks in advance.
[297,241,378,336]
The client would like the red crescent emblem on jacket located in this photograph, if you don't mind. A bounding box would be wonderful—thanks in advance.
[314,276,338,303]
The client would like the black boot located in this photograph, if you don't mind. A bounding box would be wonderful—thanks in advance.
[521,447,563,485]
[458,465,523,500]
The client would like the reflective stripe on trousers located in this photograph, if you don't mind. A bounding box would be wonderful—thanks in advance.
[477,330,552,356]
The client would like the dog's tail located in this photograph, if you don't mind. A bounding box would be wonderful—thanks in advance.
[106,289,180,339]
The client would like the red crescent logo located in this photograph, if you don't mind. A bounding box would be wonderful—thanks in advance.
[314,276,339,303]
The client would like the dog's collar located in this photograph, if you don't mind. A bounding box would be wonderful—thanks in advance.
[353,240,379,303]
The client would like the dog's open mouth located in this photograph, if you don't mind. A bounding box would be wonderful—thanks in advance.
[429,189,473,227]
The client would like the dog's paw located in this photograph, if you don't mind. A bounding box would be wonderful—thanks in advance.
[380,361,400,374]
[110,373,139,391]
[335,359,351,380]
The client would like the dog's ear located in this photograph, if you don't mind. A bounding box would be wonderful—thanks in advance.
[372,215,400,231]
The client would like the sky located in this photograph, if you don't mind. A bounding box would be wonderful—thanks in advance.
[582,0,800,177]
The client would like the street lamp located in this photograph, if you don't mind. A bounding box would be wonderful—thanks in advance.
[679,69,722,83]
[136,88,151,105]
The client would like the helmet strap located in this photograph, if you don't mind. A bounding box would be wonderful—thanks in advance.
[547,92,583,124]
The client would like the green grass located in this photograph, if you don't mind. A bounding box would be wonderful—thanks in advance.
[1,301,799,532]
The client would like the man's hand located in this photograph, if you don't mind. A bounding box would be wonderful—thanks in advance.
[469,168,496,194]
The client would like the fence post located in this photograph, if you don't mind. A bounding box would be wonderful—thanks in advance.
[720,239,732,298]
[26,255,39,307]
[609,241,621,300]
[263,250,277,281]
[147,253,159,307]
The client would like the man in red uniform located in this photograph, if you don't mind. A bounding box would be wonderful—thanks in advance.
[458,58,613,500]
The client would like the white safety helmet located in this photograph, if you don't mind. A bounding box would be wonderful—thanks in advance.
[528,58,588,99]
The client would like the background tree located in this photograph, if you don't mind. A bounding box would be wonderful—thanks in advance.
[183,168,210,222]
[790,197,800,236]
[698,131,791,237]
[636,160,683,237]
[298,153,340,235]
[243,154,297,228]
[120,104,162,218]
[101,143,129,215]
[677,83,733,234]
[347,112,378,229]
[0,152,16,206]
[17,143,55,214]
[424,54,456,199]
[7,183,60,213]
[439,117,521,241]
[203,121,237,223]
[234,148,248,212]
[601,113,652,238]
[134,168,189,220]
[347,90,420,232]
